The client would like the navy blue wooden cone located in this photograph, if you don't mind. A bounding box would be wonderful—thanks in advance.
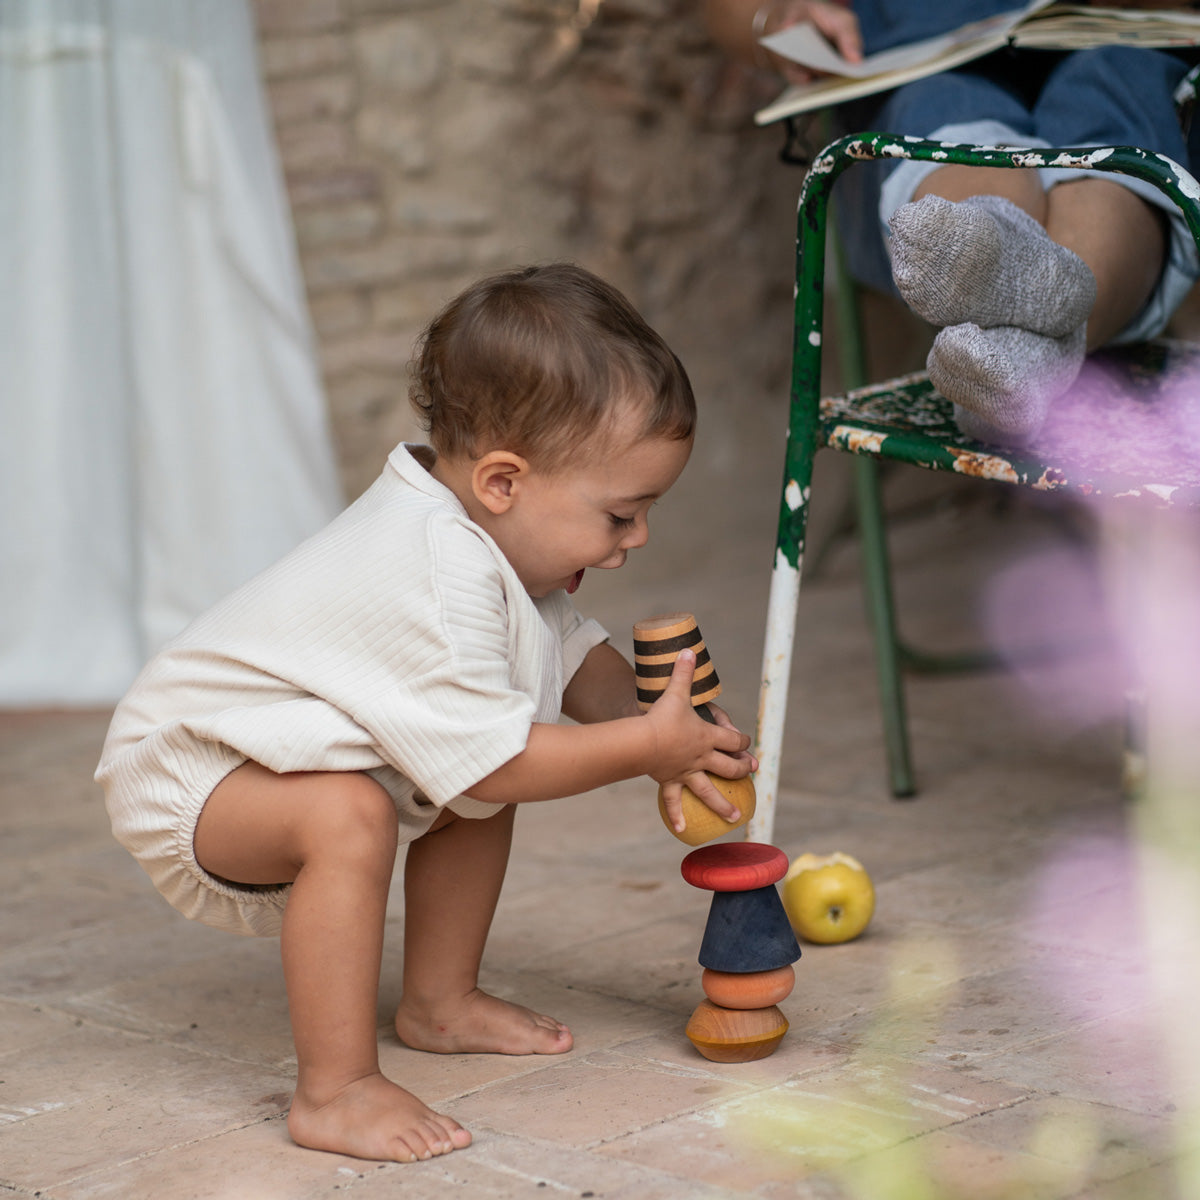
[698,884,801,973]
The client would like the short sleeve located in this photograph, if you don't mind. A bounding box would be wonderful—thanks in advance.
[349,528,538,807]
[536,590,610,685]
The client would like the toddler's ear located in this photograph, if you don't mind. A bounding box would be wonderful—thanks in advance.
[471,451,529,515]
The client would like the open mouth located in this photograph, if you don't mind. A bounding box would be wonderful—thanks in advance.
[567,568,585,595]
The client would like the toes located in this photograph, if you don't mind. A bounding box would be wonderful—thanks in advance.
[421,1117,457,1155]
[378,1109,467,1162]
[442,1122,473,1151]
[388,1135,423,1164]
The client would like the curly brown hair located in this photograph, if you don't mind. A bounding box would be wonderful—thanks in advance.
[409,263,695,469]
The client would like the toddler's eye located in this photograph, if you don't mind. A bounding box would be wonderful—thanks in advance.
[609,514,636,529]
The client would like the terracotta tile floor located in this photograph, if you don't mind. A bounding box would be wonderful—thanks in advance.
[3,456,1198,1199]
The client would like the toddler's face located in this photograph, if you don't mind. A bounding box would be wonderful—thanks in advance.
[501,425,692,598]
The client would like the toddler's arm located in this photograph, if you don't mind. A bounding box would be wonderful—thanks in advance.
[563,640,757,824]
[560,640,643,725]
[464,651,754,810]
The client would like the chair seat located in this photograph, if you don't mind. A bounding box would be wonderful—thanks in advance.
[820,339,1200,505]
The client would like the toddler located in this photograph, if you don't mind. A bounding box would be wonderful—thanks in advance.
[95,263,756,1163]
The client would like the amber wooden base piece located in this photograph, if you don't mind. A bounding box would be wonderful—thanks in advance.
[685,1000,788,1063]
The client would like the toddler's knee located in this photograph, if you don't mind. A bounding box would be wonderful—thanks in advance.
[304,773,398,861]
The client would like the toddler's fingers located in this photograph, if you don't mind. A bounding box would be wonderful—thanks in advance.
[659,781,687,834]
[684,771,740,821]
[727,747,760,773]
[661,648,697,703]
[711,722,752,755]
[706,751,755,781]
[705,706,755,768]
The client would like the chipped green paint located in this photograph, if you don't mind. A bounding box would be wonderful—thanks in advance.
[774,135,1200,569]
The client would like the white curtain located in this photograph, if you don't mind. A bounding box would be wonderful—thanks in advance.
[0,0,344,706]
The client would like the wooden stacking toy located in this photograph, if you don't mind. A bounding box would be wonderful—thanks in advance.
[633,613,755,845]
[633,612,722,712]
[635,613,797,1061]
[681,842,800,1063]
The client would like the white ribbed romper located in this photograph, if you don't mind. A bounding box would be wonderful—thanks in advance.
[96,444,609,936]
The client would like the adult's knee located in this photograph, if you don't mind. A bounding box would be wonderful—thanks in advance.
[1036,48,1189,156]
[879,69,1032,141]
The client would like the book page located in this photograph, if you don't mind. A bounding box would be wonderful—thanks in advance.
[753,35,1032,124]
[1015,5,1200,48]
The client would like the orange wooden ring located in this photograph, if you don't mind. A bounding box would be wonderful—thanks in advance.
[701,965,795,1009]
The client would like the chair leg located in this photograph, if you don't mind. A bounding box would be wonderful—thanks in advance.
[853,456,917,798]
[749,549,803,846]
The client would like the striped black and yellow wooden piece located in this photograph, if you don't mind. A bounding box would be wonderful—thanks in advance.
[632,612,722,712]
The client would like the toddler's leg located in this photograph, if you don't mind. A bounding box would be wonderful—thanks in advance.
[194,763,472,1163]
[888,193,1097,336]
[395,804,573,1055]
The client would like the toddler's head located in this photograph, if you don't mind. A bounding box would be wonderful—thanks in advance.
[409,264,695,470]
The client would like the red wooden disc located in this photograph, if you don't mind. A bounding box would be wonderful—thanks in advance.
[680,842,788,891]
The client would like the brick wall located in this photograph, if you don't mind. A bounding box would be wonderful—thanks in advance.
[251,0,802,502]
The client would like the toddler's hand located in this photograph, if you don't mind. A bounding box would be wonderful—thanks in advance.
[643,650,756,788]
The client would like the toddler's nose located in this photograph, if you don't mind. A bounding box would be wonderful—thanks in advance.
[621,518,650,551]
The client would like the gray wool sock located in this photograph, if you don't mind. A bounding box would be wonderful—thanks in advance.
[927,321,1087,446]
[889,194,1096,337]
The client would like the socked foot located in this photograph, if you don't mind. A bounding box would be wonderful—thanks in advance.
[288,1071,472,1163]
[889,194,1096,336]
[928,321,1086,445]
[395,986,573,1056]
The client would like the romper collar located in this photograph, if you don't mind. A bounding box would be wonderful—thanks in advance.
[385,443,469,519]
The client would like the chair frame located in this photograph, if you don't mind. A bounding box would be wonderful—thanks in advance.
[747,132,1200,845]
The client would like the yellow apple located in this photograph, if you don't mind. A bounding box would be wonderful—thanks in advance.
[657,773,756,846]
[781,851,875,944]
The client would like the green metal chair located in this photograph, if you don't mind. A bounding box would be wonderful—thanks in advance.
[747,132,1200,845]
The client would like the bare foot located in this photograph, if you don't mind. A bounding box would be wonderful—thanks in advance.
[394,987,573,1056]
[288,1071,472,1163]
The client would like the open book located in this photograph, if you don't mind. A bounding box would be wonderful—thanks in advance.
[755,2,1200,126]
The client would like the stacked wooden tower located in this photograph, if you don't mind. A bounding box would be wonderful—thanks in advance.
[680,841,798,1061]
[633,613,801,1063]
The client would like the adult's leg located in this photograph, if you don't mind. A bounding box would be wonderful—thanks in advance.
[911,169,1165,347]
[879,49,1192,441]
[1033,45,1190,347]
[892,164,1097,441]
[394,804,573,1054]
[896,184,1095,334]
[194,763,471,1163]
[903,47,1181,345]
[1046,179,1166,350]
